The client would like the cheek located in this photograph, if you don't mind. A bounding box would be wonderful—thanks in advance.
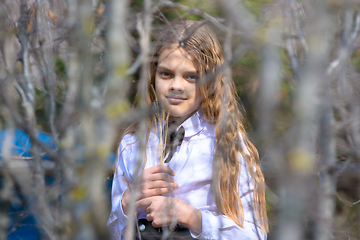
[194,85,202,99]
[154,77,166,99]
[193,87,203,107]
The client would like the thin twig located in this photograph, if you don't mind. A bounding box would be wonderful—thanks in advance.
[284,34,301,80]
[326,10,360,75]
[283,1,305,80]
[157,0,242,35]
[90,17,107,41]
[336,192,360,206]
[333,157,352,180]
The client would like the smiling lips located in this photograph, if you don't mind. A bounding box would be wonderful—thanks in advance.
[166,95,187,105]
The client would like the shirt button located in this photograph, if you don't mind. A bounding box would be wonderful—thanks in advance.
[139,224,146,232]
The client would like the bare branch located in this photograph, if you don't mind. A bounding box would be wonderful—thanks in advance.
[158,0,242,35]
[333,157,352,180]
[327,10,360,76]
[336,192,360,206]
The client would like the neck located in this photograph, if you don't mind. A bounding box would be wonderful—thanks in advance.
[167,116,185,128]
[168,109,199,127]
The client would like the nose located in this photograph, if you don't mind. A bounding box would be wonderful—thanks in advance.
[169,75,184,91]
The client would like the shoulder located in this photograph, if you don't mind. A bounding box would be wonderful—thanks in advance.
[115,133,140,171]
[197,112,216,138]
[203,120,216,136]
[118,133,138,156]
[237,131,251,157]
[121,133,138,144]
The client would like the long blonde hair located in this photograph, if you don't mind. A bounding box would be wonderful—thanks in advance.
[129,20,268,233]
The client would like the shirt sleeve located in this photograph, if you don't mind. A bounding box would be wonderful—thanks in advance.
[190,153,267,240]
[107,135,137,240]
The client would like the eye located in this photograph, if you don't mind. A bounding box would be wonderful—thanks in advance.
[159,72,173,79]
[185,75,199,82]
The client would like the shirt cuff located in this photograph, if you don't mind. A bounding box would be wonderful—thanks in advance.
[189,210,266,240]
[189,210,236,239]
[107,191,129,238]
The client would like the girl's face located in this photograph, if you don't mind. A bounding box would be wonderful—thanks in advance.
[155,47,202,122]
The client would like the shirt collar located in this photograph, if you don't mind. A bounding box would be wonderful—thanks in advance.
[175,110,206,138]
[150,110,210,140]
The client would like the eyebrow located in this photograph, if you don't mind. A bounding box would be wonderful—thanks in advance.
[157,66,172,72]
[157,66,198,75]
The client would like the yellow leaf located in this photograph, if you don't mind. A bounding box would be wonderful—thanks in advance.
[105,100,129,119]
[114,65,128,78]
[289,149,315,173]
[82,17,95,36]
[97,144,110,158]
[71,187,86,201]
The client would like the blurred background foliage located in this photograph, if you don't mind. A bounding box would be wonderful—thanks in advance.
[0,0,360,239]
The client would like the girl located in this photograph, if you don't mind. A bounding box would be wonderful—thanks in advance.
[108,20,268,240]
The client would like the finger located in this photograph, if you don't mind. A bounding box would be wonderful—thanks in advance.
[137,197,154,208]
[138,183,178,200]
[146,173,176,182]
[152,219,163,228]
[145,165,175,176]
[140,188,167,199]
[140,180,179,191]
[142,187,174,198]
[145,206,151,214]
[146,180,178,190]
[146,214,153,222]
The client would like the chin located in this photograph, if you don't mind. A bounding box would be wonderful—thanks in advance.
[168,106,200,120]
[169,110,196,120]
[169,112,186,118]
[169,110,187,117]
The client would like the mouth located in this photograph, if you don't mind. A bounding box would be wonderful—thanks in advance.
[166,96,187,105]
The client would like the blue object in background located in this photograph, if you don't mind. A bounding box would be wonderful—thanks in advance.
[7,208,40,240]
[0,129,57,161]
[0,129,115,239]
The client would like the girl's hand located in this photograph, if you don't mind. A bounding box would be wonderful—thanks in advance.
[122,165,178,215]
[137,196,202,235]
[137,165,179,199]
